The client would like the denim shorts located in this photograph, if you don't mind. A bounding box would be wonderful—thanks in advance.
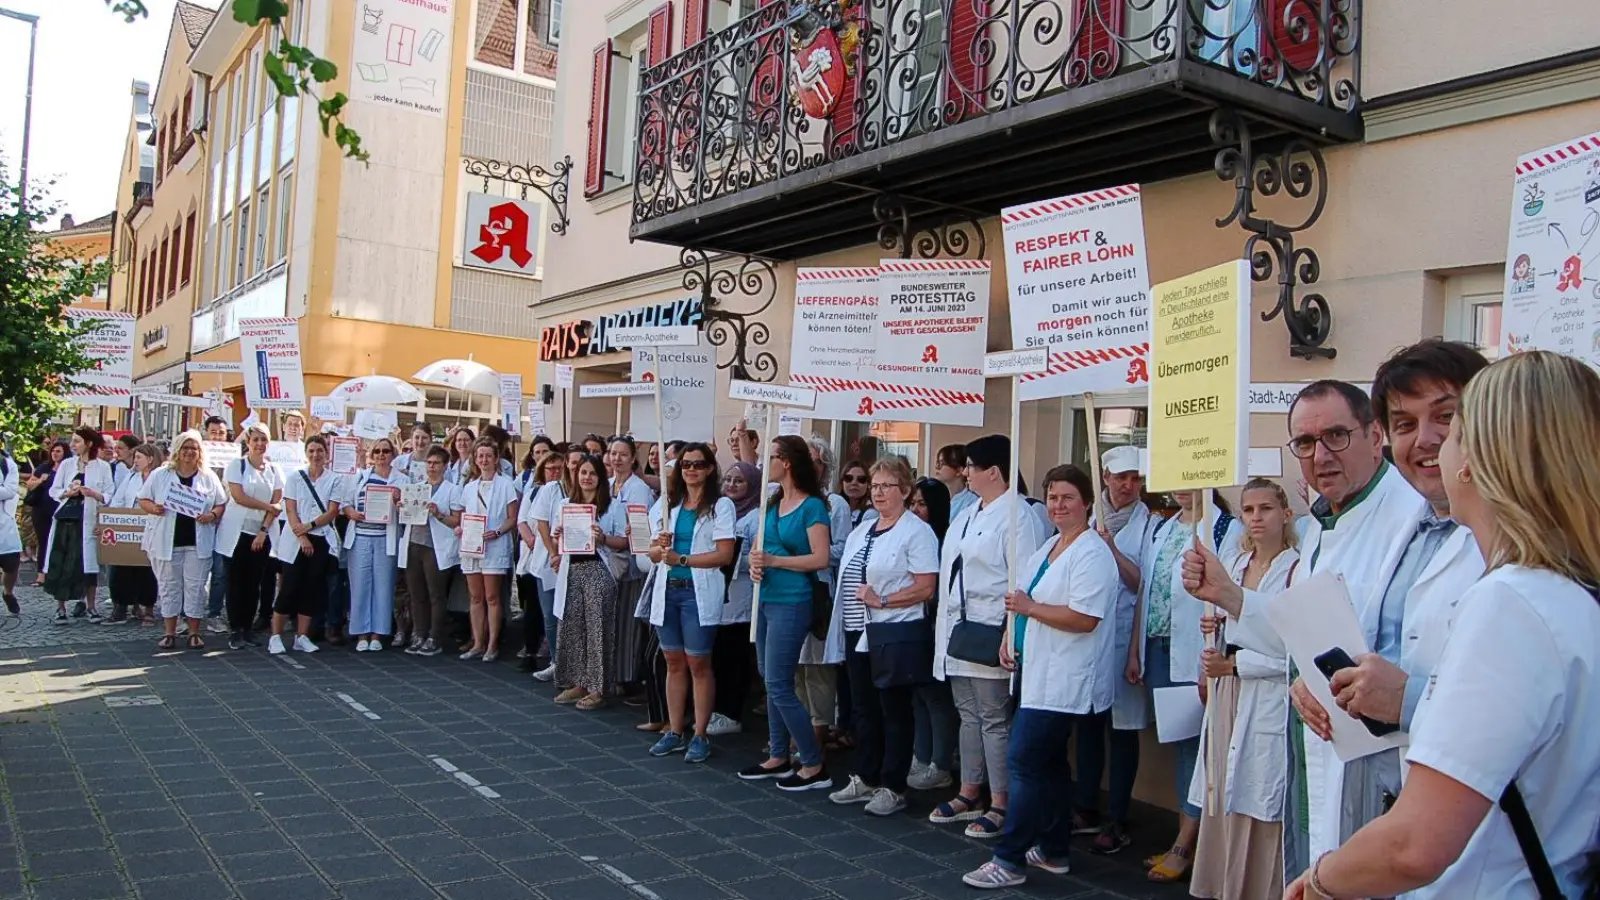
[657,582,716,657]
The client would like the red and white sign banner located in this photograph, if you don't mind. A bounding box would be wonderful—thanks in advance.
[788,267,881,422]
[63,309,136,407]
[872,259,991,426]
[1002,184,1152,400]
[238,317,307,410]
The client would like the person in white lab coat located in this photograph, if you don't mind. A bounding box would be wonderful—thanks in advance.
[457,439,520,662]
[519,448,571,680]
[402,445,462,657]
[0,439,22,615]
[215,423,285,650]
[606,436,656,690]
[43,427,116,623]
[104,442,163,625]
[140,433,229,649]
[340,437,411,652]
[1289,350,1600,900]
[270,434,342,654]
[1190,478,1298,900]
[930,435,1050,840]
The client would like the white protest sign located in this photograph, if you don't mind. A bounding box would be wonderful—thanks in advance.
[1002,184,1152,400]
[498,374,523,404]
[871,259,990,425]
[266,441,308,469]
[629,339,718,443]
[238,317,307,409]
[777,410,804,436]
[330,436,361,475]
[610,325,700,348]
[202,441,241,470]
[309,396,346,422]
[528,403,547,435]
[555,364,574,389]
[788,267,880,422]
[63,309,135,406]
[728,380,817,408]
[501,400,522,436]
[352,408,398,440]
[1502,129,1600,367]
[164,483,210,519]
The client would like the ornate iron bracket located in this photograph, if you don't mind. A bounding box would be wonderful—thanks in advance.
[462,155,572,236]
[681,248,779,382]
[871,193,988,261]
[1210,109,1336,360]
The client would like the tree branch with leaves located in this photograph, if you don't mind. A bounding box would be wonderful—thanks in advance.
[107,0,368,162]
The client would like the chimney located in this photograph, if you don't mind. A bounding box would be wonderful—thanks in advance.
[59,214,75,230]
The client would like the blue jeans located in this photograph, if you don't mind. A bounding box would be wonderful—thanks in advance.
[206,551,227,617]
[1073,711,1141,823]
[994,707,1103,871]
[913,679,959,771]
[1144,636,1201,819]
[755,599,820,768]
[657,583,716,657]
[348,534,396,636]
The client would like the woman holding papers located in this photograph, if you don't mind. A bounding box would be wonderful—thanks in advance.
[962,465,1119,889]
[457,439,520,662]
[710,462,762,737]
[104,443,163,625]
[445,426,476,485]
[1190,478,1297,900]
[139,432,228,650]
[270,434,343,655]
[606,436,656,691]
[394,423,434,481]
[642,443,736,763]
[520,449,570,681]
[43,427,116,624]
[552,454,622,710]
[340,438,410,652]
[215,423,285,651]
[1289,351,1600,900]
[402,445,460,657]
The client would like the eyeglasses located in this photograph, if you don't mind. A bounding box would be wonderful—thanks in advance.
[841,474,868,484]
[1286,426,1356,459]
[371,448,394,456]
[680,460,711,471]
[869,482,902,493]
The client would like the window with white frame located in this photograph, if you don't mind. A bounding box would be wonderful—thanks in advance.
[473,0,559,79]
[253,186,270,274]
[277,170,293,263]
[235,203,251,286]
[547,0,561,43]
[1444,270,1504,360]
[600,34,647,192]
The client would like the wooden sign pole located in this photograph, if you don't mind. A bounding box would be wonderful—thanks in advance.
[1083,392,1107,525]
[747,402,771,641]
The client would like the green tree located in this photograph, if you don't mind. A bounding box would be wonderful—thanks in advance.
[0,168,111,453]
[108,0,367,162]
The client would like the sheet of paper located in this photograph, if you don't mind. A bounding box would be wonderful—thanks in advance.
[1263,571,1409,762]
[164,483,210,520]
[627,504,652,554]
[329,437,360,475]
[1153,686,1205,743]
[363,485,395,525]
[203,441,240,471]
[560,504,597,554]
[398,483,432,527]
[459,514,487,556]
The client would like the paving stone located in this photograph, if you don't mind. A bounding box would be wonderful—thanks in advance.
[130,872,236,900]
[409,851,504,884]
[121,848,218,882]
[219,849,315,883]
[437,875,541,900]
[335,874,442,900]
[234,874,339,900]
[31,872,131,900]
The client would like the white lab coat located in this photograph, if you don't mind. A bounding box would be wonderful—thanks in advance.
[0,456,20,557]
[45,456,115,575]
[339,468,412,564]
[832,512,942,656]
[798,493,855,666]
[214,457,285,558]
[1094,502,1161,730]
[1187,548,1297,822]
[645,496,737,628]
[933,491,1051,681]
[1229,463,1431,866]
[137,467,229,561]
[724,506,759,625]
[519,480,566,583]
[612,474,657,581]
[274,468,344,565]
[551,500,625,619]
[1133,514,1243,687]
[400,479,463,571]
[1018,532,1120,715]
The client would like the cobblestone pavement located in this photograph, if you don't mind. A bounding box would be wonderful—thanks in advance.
[0,582,1193,900]
[0,577,159,651]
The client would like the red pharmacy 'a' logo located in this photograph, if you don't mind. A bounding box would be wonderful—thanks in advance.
[1558,255,1584,292]
[921,345,939,364]
[1126,358,1149,384]
[857,395,875,417]
[640,372,655,383]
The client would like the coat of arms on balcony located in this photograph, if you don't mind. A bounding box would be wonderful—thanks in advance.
[787,1,861,119]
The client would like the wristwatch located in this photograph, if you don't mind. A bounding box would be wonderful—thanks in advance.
[878,595,888,609]
[676,554,689,567]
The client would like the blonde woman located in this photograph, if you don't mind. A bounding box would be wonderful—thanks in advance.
[139,432,228,650]
[1190,478,1298,900]
[1288,351,1600,900]
[340,438,410,652]
[458,438,520,661]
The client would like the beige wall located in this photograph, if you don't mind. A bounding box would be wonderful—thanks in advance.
[1363,0,1600,98]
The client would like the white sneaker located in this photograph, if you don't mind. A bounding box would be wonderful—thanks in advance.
[356,639,372,652]
[531,664,556,682]
[828,775,875,805]
[293,635,319,653]
[205,617,229,635]
[370,639,384,652]
[907,764,954,791]
[864,788,907,817]
[268,635,286,655]
[706,712,742,736]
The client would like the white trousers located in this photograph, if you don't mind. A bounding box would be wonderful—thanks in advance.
[152,548,208,620]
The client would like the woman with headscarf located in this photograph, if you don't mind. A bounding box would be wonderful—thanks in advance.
[708,460,763,737]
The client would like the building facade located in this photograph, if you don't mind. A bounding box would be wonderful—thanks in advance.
[539,0,1600,808]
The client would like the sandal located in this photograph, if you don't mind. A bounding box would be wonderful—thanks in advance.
[187,634,205,650]
[157,635,176,650]
[576,694,607,711]
[636,721,668,732]
[1147,846,1193,882]
[965,808,1006,839]
[928,793,986,824]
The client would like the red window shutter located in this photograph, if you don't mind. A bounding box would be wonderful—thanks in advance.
[157,129,166,177]
[1072,0,1123,81]
[182,89,192,137]
[944,0,990,124]
[1263,0,1321,72]
[646,4,673,67]
[182,212,196,285]
[584,40,613,198]
[682,0,709,47]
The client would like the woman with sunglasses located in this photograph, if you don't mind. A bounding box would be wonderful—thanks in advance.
[742,435,834,792]
[519,447,569,679]
[458,438,520,661]
[643,443,736,762]
[552,454,622,710]
[839,460,874,528]
[606,435,657,692]
[340,438,410,652]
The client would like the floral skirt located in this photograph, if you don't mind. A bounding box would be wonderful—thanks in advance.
[554,560,618,695]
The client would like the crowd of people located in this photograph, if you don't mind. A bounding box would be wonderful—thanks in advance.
[6,341,1597,898]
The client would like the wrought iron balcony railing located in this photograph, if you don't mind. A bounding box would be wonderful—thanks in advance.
[631,0,1359,250]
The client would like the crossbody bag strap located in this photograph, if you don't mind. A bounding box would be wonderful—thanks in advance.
[1501,781,1567,899]
[951,514,976,622]
[298,470,327,515]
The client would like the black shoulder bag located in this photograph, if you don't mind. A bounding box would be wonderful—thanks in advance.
[946,513,1004,667]
[53,473,86,522]
[861,523,934,688]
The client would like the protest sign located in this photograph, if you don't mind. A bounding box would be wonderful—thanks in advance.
[63,309,135,406]
[1002,185,1152,400]
[202,441,241,470]
[238,317,307,409]
[871,260,990,426]
[352,409,397,441]
[788,267,880,421]
[1502,129,1600,366]
[329,437,361,475]
[309,396,346,422]
[94,508,150,567]
[628,337,717,443]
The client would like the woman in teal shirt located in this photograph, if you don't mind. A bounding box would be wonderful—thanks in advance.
[742,435,833,792]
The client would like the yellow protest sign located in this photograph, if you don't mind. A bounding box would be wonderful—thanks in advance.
[1147,260,1252,490]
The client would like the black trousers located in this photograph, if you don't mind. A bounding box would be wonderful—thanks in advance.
[844,629,917,794]
[226,535,271,632]
[518,573,544,659]
[275,535,332,619]
[644,627,669,723]
[711,622,753,722]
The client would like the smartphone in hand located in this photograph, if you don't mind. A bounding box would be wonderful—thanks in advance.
[1313,647,1399,737]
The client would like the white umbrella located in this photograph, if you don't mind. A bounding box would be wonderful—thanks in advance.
[328,375,424,406]
[413,358,501,395]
